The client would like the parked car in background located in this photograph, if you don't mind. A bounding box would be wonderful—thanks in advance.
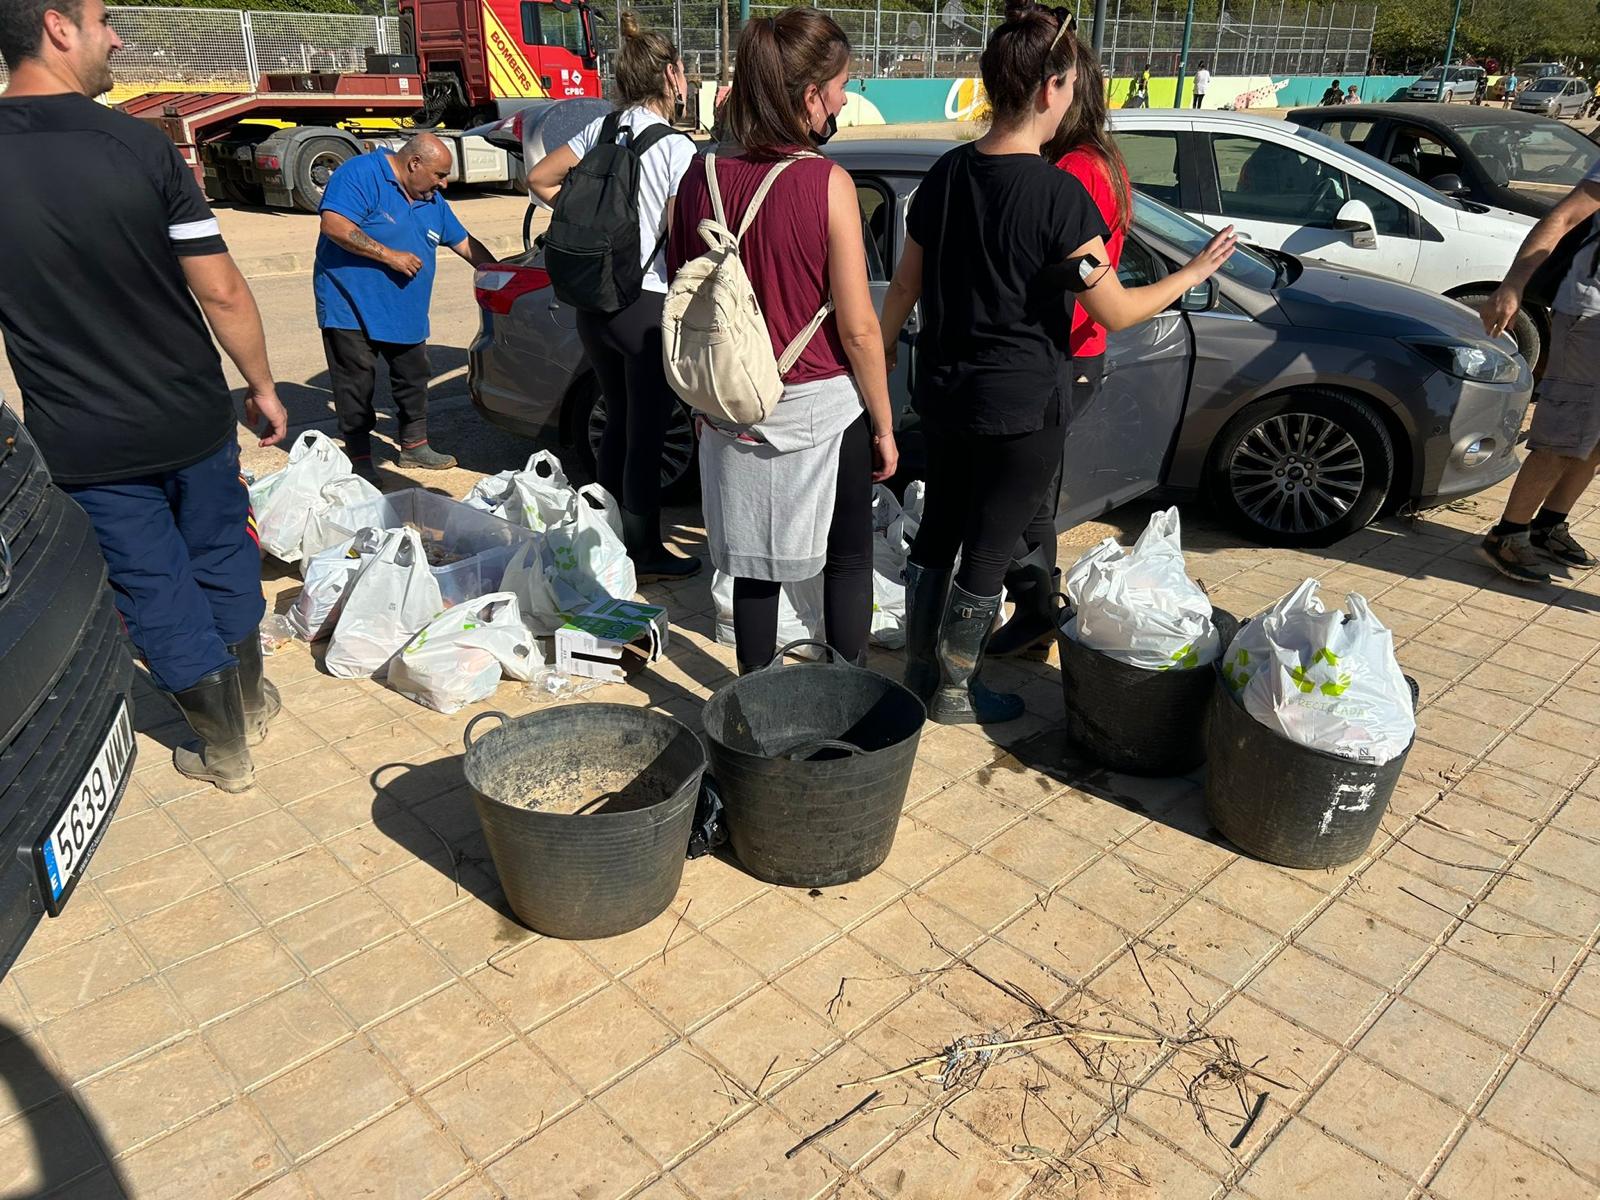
[470,139,1531,547]
[1108,110,1546,363]
[1515,62,1566,84]
[1512,76,1591,119]
[1407,65,1487,104]
[1,396,136,978]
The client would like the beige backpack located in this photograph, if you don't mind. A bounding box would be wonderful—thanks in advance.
[661,153,833,426]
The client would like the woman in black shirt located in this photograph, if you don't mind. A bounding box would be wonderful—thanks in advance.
[879,7,1235,726]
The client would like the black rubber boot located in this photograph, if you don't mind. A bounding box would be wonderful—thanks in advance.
[171,667,255,793]
[902,562,949,704]
[620,507,701,583]
[929,583,1024,726]
[987,545,1059,660]
[227,635,282,747]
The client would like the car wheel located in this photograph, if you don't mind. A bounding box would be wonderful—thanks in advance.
[1207,389,1394,548]
[570,377,700,502]
[1452,288,1542,366]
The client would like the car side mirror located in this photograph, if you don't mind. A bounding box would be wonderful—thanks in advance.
[1427,173,1468,195]
[1331,198,1378,249]
[1177,279,1216,312]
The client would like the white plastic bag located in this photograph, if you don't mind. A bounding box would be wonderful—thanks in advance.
[869,485,908,649]
[288,527,384,642]
[711,570,826,655]
[1062,507,1219,670]
[248,431,353,563]
[299,474,383,565]
[501,486,635,634]
[1224,578,1415,765]
[507,451,577,532]
[324,528,445,678]
[386,592,540,712]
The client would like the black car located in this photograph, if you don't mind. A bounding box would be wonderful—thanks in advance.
[1286,103,1599,217]
[1,398,136,977]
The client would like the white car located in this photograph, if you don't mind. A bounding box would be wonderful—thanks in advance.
[1109,111,1545,363]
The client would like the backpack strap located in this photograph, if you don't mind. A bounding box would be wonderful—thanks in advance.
[777,302,834,375]
[735,159,799,242]
[598,110,623,146]
[624,123,687,160]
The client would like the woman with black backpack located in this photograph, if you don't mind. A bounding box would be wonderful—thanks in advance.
[528,11,700,580]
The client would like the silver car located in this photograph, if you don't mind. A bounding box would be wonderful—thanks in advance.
[1407,66,1487,104]
[469,139,1532,547]
[1513,77,1591,119]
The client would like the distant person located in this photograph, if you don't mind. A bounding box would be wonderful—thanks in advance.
[1320,78,1344,105]
[0,0,289,792]
[313,133,495,484]
[1478,168,1600,582]
[1502,70,1518,107]
[1192,60,1209,108]
[1345,84,1360,103]
[1133,62,1150,107]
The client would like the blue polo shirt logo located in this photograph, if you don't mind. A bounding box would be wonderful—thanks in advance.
[312,149,468,345]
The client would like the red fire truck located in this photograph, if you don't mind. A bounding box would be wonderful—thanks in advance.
[121,0,603,210]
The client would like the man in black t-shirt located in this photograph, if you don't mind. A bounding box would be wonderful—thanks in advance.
[0,0,288,793]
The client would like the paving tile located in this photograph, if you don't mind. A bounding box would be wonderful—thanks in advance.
[1090,946,1229,1041]
[203,982,352,1088]
[626,932,763,1033]
[909,781,1026,848]
[861,1107,1031,1199]
[1299,1055,1462,1177]
[118,1100,285,1200]
[1452,768,1559,821]
[318,932,452,1026]
[795,869,910,932]
[916,853,1041,932]
[980,818,1102,890]
[423,1040,579,1163]
[704,890,838,977]
[300,1102,469,1198]
[1060,854,1187,935]
[272,888,407,975]
[162,930,303,1025]
[0,1032,64,1123]
[367,982,511,1091]
[1430,1119,1594,1200]
[75,1035,233,1150]
[161,786,276,842]
[692,984,837,1098]
[283,778,395,841]
[1148,896,1280,986]
[595,1041,749,1165]
[87,808,186,876]
[466,935,609,1032]
[1416,708,1505,758]
[1482,868,1598,940]
[233,846,362,925]
[416,896,534,976]
[13,886,121,970]
[674,1106,838,1200]
[126,885,260,971]
[195,810,319,880]
[487,1104,656,1197]
[1479,1057,1600,1179]
[39,978,188,1080]
[1236,1115,1411,1199]
[969,753,1068,810]
[1432,685,1533,734]
[1405,950,1549,1048]
[1523,1001,1600,1088]
[581,905,695,978]
[0,1093,105,1195]
[778,935,914,1037]
[998,895,1128,985]
[11,929,151,1024]
[766,1043,923,1169]
[96,845,222,923]
[850,989,983,1098]
[851,894,984,976]
[1199,857,1327,932]
[253,1038,406,1159]
[368,855,490,927]
[253,746,364,806]
[1295,903,1431,991]
[1355,999,1504,1108]
[1515,827,1600,894]
[875,820,968,887]
[531,984,676,1094]
[1485,735,1591,789]
[1204,993,1341,1102]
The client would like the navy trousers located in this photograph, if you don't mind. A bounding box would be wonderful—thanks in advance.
[63,436,264,693]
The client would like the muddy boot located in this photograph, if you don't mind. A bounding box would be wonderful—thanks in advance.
[988,545,1059,660]
[929,583,1024,726]
[171,667,255,793]
[227,635,282,747]
[621,507,701,582]
[902,562,949,704]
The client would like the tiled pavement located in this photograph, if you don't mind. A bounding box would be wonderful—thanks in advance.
[3,479,1599,1200]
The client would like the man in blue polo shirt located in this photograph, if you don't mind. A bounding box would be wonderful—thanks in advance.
[314,132,494,482]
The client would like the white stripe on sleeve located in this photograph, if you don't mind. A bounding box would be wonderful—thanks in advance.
[168,218,222,241]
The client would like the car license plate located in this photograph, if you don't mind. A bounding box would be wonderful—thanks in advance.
[33,700,135,916]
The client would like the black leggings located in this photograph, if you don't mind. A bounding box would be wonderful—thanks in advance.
[1016,354,1107,572]
[733,415,873,667]
[911,422,1064,598]
[575,291,674,514]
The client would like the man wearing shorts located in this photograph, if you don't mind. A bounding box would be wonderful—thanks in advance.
[1479,166,1600,584]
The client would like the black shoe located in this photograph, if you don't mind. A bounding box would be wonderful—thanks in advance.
[929,583,1024,726]
[1532,521,1598,569]
[350,456,381,489]
[620,507,701,582]
[1479,529,1552,584]
[987,545,1060,660]
[902,562,949,703]
[227,634,282,747]
[170,667,255,793]
[397,442,458,471]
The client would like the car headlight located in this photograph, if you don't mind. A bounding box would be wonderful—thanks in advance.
[1403,338,1523,384]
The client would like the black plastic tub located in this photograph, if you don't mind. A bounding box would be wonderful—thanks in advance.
[1204,666,1417,869]
[462,705,706,938]
[701,641,925,887]
[1056,605,1239,776]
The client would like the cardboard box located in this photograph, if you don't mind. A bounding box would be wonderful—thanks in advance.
[554,598,669,681]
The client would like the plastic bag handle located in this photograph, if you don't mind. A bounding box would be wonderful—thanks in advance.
[763,639,850,669]
[462,710,511,750]
[779,738,863,761]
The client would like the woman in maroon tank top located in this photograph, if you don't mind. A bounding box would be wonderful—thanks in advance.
[668,8,898,673]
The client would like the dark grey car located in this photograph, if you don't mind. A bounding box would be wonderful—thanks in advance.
[469,139,1532,547]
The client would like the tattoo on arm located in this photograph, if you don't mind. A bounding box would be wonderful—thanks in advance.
[345,228,383,256]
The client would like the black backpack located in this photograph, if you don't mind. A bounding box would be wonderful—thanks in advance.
[1526,216,1600,310]
[541,112,688,314]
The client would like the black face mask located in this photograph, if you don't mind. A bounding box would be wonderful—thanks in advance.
[810,110,839,147]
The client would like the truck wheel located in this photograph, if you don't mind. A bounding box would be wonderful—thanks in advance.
[292,138,355,213]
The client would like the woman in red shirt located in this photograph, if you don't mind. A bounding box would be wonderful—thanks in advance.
[989,40,1133,659]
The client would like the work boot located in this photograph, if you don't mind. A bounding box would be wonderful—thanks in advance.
[170,667,255,793]
[620,507,701,582]
[929,583,1024,726]
[902,561,949,704]
[397,442,457,471]
[987,545,1060,660]
[227,634,282,747]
